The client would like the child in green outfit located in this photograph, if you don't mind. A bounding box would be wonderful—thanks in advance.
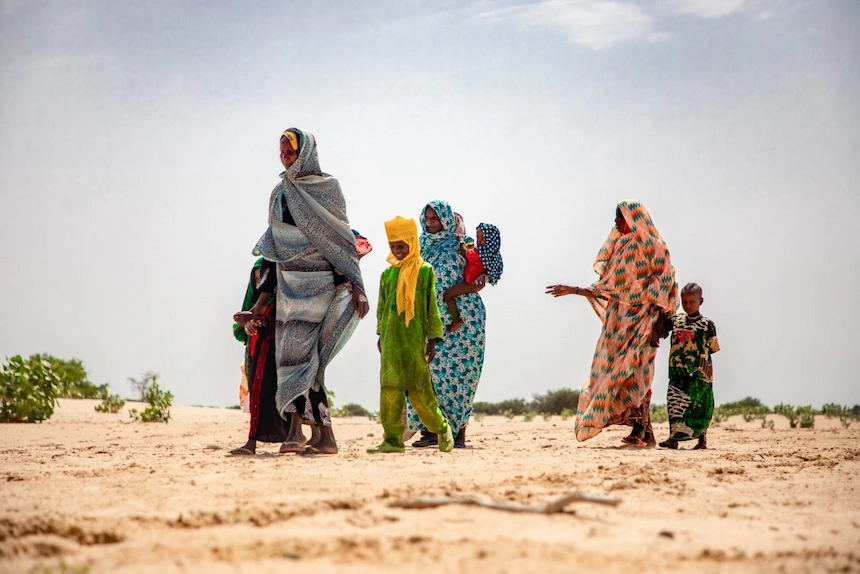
[651,282,720,449]
[368,216,454,454]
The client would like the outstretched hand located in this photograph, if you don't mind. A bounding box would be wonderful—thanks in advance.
[545,284,577,297]
[352,285,370,319]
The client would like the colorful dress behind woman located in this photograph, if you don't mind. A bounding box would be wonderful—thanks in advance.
[232,259,287,450]
[406,200,486,446]
[253,128,367,454]
[576,200,678,443]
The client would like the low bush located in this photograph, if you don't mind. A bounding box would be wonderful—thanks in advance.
[0,355,60,423]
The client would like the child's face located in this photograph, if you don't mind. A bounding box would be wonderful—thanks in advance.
[476,228,485,246]
[389,241,410,261]
[681,292,703,315]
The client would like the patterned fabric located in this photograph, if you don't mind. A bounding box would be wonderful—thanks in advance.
[476,223,503,285]
[406,200,486,436]
[667,314,719,382]
[574,200,678,442]
[353,230,373,258]
[384,216,423,326]
[664,313,719,440]
[253,128,364,425]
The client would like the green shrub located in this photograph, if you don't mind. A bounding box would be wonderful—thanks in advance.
[129,381,172,423]
[94,394,126,414]
[720,397,769,411]
[650,403,669,424]
[774,403,817,429]
[332,403,372,417]
[502,409,515,420]
[523,411,535,422]
[560,408,574,420]
[128,371,159,402]
[35,355,108,399]
[541,412,553,421]
[0,355,60,423]
[531,388,580,415]
[473,398,529,416]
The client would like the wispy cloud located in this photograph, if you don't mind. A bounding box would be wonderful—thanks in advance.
[476,0,660,50]
[664,0,748,19]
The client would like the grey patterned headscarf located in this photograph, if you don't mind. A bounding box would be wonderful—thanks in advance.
[257,128,364,291]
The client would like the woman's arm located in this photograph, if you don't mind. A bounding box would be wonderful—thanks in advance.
[545,285,605,299]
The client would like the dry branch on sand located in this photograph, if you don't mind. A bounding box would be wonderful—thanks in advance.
[389,491,620,514]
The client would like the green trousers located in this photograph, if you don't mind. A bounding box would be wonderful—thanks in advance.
[380,385,448,448]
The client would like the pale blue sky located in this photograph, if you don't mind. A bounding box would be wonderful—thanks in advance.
[1,0,858,410]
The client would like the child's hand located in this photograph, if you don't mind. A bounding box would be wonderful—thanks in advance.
[425,340,437,364]
[233,311,252,325]
[469,276,487,292]
[649,332,660,348]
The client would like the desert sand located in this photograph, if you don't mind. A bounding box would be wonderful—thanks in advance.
[1,399,859,573]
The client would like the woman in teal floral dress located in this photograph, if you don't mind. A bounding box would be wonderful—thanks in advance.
[407,200,486,448]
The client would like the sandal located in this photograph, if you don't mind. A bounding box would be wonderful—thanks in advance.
[659,439,679,449]
[621,435,647,448]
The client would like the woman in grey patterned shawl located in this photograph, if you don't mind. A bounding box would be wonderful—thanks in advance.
[252,128,369,455]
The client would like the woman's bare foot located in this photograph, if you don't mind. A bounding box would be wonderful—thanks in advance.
[303,425,338,455]
[454,427,467,448]
[230,439,256,455]
[278,413,307,453]
[305,423,322,448]
[446,318,464,333]
[643,431,657,448]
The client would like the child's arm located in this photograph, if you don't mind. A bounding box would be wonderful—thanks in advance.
[425,268,445,346]
[707,320,720,354]
[376,272,386,353]
[443,280,481,301]
[649,312,673,348]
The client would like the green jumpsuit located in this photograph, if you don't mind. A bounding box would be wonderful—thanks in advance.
[376,263,449,449]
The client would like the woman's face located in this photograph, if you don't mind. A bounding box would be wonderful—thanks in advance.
[424,206,443,234]
[280,138,298,169]
[615,207,630,235]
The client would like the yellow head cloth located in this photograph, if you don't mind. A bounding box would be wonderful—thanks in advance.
[384,216,423,327]
[281,130,299,151]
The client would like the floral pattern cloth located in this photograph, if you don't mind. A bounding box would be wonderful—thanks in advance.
[663,313,719,440]
[406,200,486,436]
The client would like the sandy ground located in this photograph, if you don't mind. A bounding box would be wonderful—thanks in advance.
[1,399,859,574]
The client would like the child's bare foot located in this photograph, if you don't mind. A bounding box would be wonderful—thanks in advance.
[693,436,707,450]
[659,438,679,449]
[446,318,464,333]
[230,439,256,455]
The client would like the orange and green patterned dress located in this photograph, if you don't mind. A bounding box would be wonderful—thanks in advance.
[575,200,678,442]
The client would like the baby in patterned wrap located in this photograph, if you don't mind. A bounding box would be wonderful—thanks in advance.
[442,222,503,333]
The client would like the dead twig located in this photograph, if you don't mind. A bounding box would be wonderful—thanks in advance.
[389,491,620,515]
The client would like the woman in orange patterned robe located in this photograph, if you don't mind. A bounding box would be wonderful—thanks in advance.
[546,200,678,446]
